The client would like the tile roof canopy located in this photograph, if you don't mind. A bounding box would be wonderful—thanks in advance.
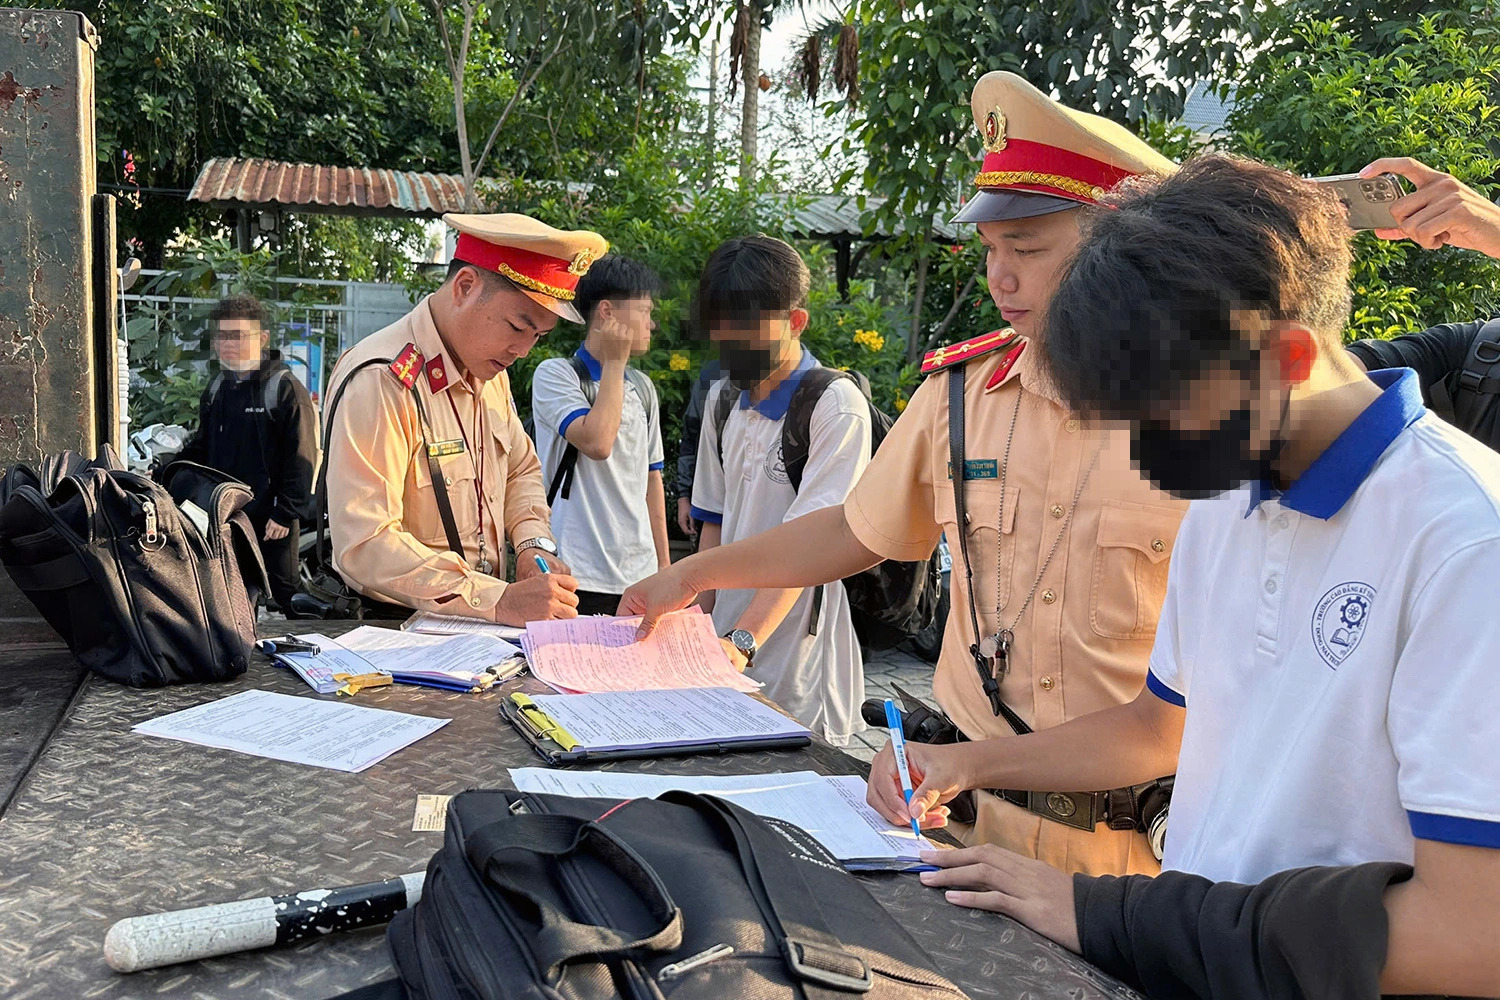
[188,158,468,217]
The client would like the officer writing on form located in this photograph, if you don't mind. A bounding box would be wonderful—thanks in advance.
[623,73,1189,877]
[324,214,606,624]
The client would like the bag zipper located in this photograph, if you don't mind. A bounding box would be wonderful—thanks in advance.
[657,943,734,981]
[94,483,162,685]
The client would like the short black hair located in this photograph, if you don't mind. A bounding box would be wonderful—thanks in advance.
[1043,154,1353,420]
[695,235,810,331]
[573,255,663,323]
[209,293,266,326]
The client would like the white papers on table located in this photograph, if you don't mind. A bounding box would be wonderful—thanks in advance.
[522,608,758,694]
[508,768,936,870]
[525,687,810,751]
[403,610,526,642]
[270,633,376,694]
[336,626,524,690]
[133,690,449,772]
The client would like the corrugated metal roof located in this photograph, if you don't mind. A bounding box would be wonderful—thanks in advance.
[188,157,468,217]
[1178,81,1236,137]
[770,193,962,241]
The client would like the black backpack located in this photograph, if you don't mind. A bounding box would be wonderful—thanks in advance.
[534,355,656,506]
[713,368,943,650]
[1426,317,1500,450]
[0,446,267,686]
[378,788,968,1000]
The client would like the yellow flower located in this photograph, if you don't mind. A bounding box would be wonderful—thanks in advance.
[852,328,885,353]
[895,394,908,413]
[836,316,846,326]
[668,352,690,371]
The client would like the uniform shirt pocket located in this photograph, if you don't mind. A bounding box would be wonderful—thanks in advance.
[934,481,1020,612]
[1089,499,1183,640]
[410,448,480,547]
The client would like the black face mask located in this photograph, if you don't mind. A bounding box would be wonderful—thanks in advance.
[1132,398,1288,500]
[718,342,779,390]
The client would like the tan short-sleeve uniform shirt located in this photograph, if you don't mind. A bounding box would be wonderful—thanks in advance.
[845,340,1187,876]
[324,297,550,616]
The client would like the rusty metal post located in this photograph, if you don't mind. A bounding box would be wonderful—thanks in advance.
[0,8,104,620]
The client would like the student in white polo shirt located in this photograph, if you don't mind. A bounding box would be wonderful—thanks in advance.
[886,156,1500,997]
[689,236,872,745]
[531,256,670,615]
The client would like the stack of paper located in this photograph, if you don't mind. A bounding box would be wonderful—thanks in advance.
[508,768,938,871]
[522,609,759,695]
[269,629,524,693]
[402,611,526,642]
[134,690,450,772]
[337,626,524,691]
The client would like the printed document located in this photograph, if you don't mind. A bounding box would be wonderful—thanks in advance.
[336,626,523,688]
[522,609,758,694]
[403,611,526,642]
[525,687,809,750]
[133,689,449,772]
[508,768,936,869]
[271,633,378,694]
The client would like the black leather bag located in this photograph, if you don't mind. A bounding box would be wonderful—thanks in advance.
[0,448,267,687]
[382,788,969,1000]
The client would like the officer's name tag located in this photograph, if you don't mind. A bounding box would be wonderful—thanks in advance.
[427,439,467,457]
[948,459,998,480]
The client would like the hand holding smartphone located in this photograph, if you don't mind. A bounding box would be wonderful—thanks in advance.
[1310,172,1410,230]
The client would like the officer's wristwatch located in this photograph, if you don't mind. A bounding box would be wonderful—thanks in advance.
[515,537,558,556]
[724,628,757,667]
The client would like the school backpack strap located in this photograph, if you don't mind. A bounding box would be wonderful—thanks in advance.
[546,354,601,506]
[1435,317,1500,434]
[948,364,1032,736]
[711,375,738,473]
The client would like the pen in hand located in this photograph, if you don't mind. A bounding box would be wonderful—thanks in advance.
[533,554,551,575]
[884,699,925,840]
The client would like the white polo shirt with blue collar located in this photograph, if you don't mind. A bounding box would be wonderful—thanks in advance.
[691,346,873,745]
[531,346,663,595]
[1148,368,1500,885]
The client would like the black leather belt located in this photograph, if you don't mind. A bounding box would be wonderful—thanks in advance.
[988,783,1159,833]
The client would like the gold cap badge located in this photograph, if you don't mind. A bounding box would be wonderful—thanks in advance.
[983,108,1008,153]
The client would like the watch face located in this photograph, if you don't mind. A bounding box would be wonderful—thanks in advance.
[523,537,558,555]
[729,629,756,653]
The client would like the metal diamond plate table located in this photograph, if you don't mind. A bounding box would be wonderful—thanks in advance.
[0,622,1141,1000]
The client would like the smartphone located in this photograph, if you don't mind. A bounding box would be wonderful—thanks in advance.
[1310,172,1410,231]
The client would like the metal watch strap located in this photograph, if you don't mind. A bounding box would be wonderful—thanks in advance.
[948,367,1031,735]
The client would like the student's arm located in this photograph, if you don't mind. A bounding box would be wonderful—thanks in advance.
[720,588,803,669]
[646,470,670,570]
[1346,320,1478,389]
[867,685,1187,827]
[1381,839,1500,994]
[173,388,212,467]
[692,520,721,614]
[560,309,634,460]
[270,373,318,527]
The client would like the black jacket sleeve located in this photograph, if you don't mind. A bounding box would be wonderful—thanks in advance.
[1073,862,1412,1000]
[173,386,213,467]
[1348,321,1484,398]
[269,373,318,525]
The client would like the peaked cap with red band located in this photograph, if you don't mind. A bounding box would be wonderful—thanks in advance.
[952,72,1177,224]
[444,212,609,324]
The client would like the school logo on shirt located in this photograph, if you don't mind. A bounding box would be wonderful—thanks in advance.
[764,440,791,485]
[1311,581,1375,669]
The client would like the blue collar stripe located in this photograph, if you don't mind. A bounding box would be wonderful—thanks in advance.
[739,346,817,420]
[1246,367,1424,520]
[574,345,603,381]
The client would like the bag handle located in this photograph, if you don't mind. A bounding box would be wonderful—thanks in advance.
[661,791,875,997]
[464,811,683,981]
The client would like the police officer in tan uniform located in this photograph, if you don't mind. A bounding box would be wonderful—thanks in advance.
[622,73,1187,876]
[324,214,608,624]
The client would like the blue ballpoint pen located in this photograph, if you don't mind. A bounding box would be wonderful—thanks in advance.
[884,698,925,840]
[533,554,551,574]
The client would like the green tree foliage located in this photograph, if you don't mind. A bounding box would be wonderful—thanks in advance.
[1226,10,1500,339]
[821,0,1252,361]
[49,0,454,263]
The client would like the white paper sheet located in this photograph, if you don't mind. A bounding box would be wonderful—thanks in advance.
[522,609,758,694]
[402,611,527,642]
[508,768,934,867]
[525,687,809,750]
[336,626,522,686]
[132,690,449,772]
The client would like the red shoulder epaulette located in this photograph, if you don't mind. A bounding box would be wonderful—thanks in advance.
[389,342,424,389]
[920,329,1018,375]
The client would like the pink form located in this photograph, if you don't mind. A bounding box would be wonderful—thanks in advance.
[524,608,760,694]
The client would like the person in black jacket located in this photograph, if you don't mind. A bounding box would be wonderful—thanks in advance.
[1345,157,1500,450]
[176,294,318,615]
